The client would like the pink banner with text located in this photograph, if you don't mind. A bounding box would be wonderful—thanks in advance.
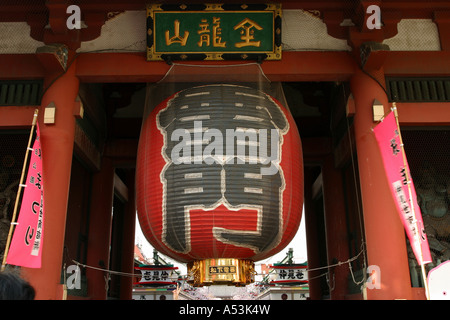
[373,111,431,266]
[6,123,44,268]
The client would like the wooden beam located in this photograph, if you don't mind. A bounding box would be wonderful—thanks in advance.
[74,50,450,83]
[74,51,357,83]
[0,54,44,80]
[75,52,169,83]
[1,51,449,82]
[397,102,450,125]
[262,51,356,82]
[0,105,37,128]
[383,51,450,77]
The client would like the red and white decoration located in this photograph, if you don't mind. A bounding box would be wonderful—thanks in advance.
[136,84,303,263]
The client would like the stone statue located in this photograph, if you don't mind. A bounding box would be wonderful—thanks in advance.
[417,166,450,264]
[0,173,19,259]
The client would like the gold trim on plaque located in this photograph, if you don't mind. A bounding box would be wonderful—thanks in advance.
[146,3,282,61]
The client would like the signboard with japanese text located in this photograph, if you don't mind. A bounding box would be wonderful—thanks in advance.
[209,265,237,274]
[134,265,179,286]
[271,264,308,285]
[146,3,282,61]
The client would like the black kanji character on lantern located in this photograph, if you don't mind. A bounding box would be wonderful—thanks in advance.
[214,162,282,253]
[157,85,288,254]
[162,162,222,252]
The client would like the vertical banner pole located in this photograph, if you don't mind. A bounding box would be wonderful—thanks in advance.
[1,109,39,271]
[391,103,430,300]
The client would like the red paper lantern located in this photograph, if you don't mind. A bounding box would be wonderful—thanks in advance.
[136,84,303,285]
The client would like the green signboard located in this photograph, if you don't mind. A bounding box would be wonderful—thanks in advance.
[147,4,282,61]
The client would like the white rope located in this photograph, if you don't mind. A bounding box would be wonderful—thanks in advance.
[71,259,182,280]
[72,259,137,278]
[73,246,365,282]
[305,248,365,273]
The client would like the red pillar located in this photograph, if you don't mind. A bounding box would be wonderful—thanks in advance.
[85,158,114,300]
[303,168,323,300]
[119,171,136,300]
[322,154,351,300]
[23,56,79,300]
[350,67,415,300]
[434,12,450,51]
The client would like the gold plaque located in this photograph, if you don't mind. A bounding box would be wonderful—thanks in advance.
[146,3,282,61]
[187,258,255,286]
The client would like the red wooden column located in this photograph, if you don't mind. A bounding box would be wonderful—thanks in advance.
[85,158,115,300]
[321,154,351,300]
[434,12,450,51]
[303,168,323,300]
[23,54,79,300]
[119,171,136,300]
[350,67,416,300]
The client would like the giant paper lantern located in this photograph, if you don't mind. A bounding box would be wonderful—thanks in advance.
[136,84,303,286]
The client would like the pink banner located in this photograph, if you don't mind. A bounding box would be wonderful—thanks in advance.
[6,123,44,268]
[373,111,431,266]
